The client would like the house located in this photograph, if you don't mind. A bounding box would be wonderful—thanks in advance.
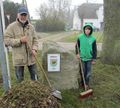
[72,3,104,31]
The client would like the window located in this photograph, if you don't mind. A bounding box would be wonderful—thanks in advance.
[85,22,93,25]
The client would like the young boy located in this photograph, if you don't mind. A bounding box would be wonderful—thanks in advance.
[75,24,97,89]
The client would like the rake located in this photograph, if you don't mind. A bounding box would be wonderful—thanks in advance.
[27,43,62,100]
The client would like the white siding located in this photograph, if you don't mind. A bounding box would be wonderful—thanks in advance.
[72,9,81,30]
[97,6,104,22]
[72,5,104,30]
[83,19,100,29]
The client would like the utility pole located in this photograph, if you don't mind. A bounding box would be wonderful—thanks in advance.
[0,0,11,91]
[22,0,26,5]
[22,0,31,21]
[21,0,37,80]
[86,0,89,3]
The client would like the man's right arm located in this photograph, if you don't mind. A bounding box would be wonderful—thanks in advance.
[4,24,22,47]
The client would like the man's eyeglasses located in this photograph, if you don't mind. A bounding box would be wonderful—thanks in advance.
[20,13,27,16]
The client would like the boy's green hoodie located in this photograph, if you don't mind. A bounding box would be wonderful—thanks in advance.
[78,24,96,61]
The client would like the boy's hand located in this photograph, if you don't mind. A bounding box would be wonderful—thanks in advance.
[92,60,96,65]
[76,54,80,59]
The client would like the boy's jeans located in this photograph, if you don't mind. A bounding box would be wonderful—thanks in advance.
[15,64,38,82]
[80,60,92,85]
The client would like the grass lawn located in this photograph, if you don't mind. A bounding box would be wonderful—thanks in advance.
[0,51,120,108]
[61,60,120,108]
[61,31,103,43]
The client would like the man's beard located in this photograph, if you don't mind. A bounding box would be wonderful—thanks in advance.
[19,19,27,24]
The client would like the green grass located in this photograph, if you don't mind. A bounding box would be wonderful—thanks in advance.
[60,60,120,108]
[1,52,120,108]
[61,31,103,43]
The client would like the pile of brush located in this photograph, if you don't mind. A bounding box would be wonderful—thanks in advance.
[0,80,60,108]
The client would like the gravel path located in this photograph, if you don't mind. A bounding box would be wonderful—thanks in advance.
[38,31,74,49]
[38,31,102,51]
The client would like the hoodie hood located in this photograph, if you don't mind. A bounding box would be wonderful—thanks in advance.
[83,23,94,36]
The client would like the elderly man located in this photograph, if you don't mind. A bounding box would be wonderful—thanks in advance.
[4,5,38,82]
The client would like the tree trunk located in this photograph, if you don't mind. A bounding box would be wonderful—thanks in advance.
[101,0,120,65]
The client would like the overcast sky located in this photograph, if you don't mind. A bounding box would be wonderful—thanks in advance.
[9,0,103,19]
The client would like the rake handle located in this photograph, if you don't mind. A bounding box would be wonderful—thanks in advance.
[23,30,52,88]
[27,43,52,88]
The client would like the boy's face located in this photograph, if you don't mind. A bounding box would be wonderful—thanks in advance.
[85,28,91,36]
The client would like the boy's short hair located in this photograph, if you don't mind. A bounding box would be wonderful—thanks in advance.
[83,25,93,35]
[85,26,92,30]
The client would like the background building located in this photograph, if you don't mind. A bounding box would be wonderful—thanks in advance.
[73,3,104,31]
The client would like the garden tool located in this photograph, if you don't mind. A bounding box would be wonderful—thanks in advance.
[76,43,93,98]
[27,42,62,100]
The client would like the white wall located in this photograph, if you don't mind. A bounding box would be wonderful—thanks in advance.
[97,6,104,23]
[83,19,100,29]
[72,5,104,30]
[72,9,81,30]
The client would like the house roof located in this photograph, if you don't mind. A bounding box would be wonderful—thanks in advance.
[78,3,103,19]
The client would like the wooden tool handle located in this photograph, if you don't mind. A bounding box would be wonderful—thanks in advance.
[27,42,52,88]
[76,43,87,91]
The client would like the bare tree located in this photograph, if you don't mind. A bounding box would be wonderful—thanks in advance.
[35,0,72,31]
[36,3,48,20]
[37,0,71,22]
